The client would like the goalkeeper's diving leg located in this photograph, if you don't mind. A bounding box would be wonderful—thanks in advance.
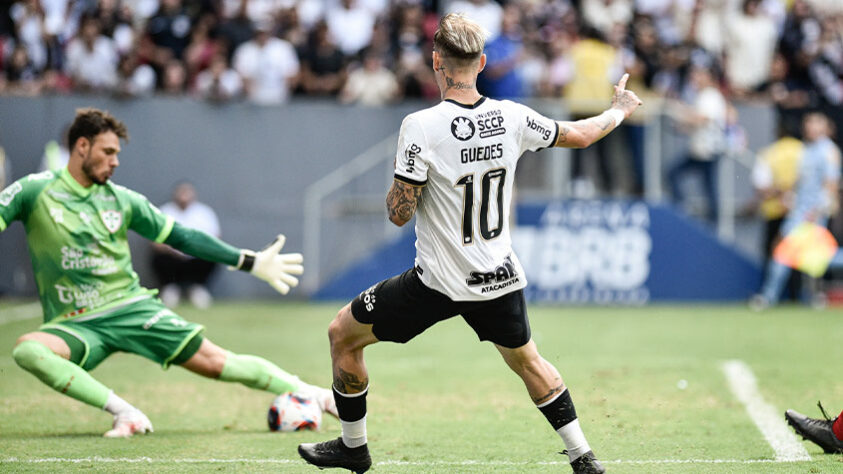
[12,332,153,438]
[180,338,337,417]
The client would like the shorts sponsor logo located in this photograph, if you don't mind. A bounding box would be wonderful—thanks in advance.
[405,143,421,174]
[0,181,22,206]
[100,210,122,233]
[451,117,476,141]
[526,116,552,141]
[360,285,377,312]
[60,245,118,275]
[143,309,173,330]
[465,255,521,294]
[55,282,104,308]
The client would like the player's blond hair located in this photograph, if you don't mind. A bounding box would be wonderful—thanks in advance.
[433,13,487,67]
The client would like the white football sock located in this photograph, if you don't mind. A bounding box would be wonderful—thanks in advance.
[336,387,368,448]
[557,419,591,461]
[341,414,367,448]
[103,391,136,415]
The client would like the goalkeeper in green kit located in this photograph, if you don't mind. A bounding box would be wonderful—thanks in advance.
[1,108,336,437]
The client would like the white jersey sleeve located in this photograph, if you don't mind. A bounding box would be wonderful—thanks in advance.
[508,101,559,155]
[394,116,430,186]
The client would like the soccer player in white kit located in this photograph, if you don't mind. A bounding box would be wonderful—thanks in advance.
[299,13,642,474]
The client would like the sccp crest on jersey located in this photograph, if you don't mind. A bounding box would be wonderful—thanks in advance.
[451,117,475,141]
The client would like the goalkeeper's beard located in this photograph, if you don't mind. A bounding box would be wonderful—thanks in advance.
[81,149,110,185]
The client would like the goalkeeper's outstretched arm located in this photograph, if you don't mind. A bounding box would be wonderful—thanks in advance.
[163,223,303,294]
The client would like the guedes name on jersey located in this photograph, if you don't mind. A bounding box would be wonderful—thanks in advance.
[460,143,503,163]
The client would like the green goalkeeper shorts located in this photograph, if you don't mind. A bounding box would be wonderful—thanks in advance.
[39,297,204,371]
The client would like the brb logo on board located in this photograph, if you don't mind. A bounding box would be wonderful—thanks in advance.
[451,117,475,141]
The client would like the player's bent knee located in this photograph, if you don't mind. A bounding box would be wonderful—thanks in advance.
[328,306,353,343]
[12,340,48,372]
[15,332,39,347]
[329,303,378,357]
[328,317,349,352]
[328,312,342,342]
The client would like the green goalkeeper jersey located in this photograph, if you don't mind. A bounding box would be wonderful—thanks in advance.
[0,168,176,323]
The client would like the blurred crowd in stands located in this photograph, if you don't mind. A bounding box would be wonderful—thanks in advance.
[1,0,842,302]
[0,0,839,110]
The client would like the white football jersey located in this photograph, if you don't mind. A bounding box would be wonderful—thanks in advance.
[394,97,558,301]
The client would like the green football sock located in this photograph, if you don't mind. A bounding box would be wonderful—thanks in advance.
[12,340,110,409]
[219,351,303,394]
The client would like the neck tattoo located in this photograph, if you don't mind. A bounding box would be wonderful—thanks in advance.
[445,75,474,91]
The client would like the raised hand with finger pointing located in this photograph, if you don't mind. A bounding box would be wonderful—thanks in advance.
[610,73,643,120]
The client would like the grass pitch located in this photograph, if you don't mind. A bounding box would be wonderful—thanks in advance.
[1,301,842,473]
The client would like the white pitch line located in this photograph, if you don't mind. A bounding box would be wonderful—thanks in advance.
[0,457,811,466]
[722,360,811,462]
[0,302,40,325]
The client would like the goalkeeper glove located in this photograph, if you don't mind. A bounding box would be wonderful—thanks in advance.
[236,234,303,295]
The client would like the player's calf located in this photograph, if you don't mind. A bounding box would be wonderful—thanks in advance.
[12,339,112,409]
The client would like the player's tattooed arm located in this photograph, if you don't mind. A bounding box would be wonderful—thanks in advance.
[334,367,369,394]
[553,116,614,149]
[554,73,642,149]
[386,180,423,227]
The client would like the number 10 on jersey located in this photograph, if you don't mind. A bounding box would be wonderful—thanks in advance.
[455,168,507,245]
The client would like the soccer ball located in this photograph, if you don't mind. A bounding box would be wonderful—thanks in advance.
[267,392,322,432]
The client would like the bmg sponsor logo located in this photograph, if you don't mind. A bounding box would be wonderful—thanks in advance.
[526,117,552,141]
[405,143,421,174]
